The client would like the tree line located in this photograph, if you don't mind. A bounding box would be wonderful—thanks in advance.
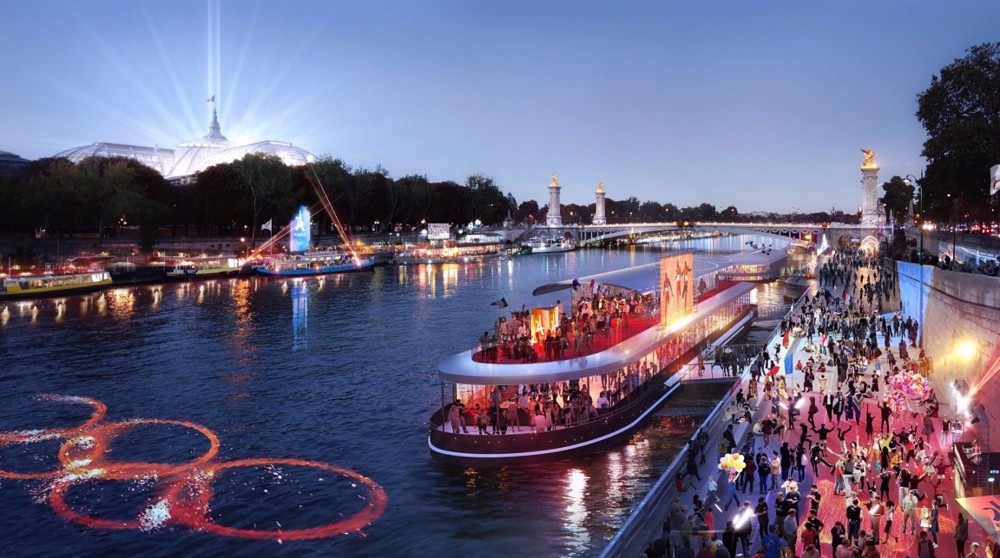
[1,153,854,255]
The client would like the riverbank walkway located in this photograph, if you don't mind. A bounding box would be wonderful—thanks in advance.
[618,258,995,558]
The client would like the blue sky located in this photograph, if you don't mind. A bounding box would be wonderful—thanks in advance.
[1,0,997,213]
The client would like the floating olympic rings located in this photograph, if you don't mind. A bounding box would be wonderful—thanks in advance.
[165,458,389,540]
[0,395,387,541]
[0,395,107,479]
[0,394,106,444]
[57,419,221,477]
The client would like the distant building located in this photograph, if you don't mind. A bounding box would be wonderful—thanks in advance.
[0,150,31,176]
[54,109,316,185]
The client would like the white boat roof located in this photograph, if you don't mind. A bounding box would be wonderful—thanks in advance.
[532,253,734,296]
[438,281,755,385]
[726,249,787,266]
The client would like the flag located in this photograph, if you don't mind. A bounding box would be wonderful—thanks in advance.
[572,278,581,290]
[206,94,216,103]
[261,218,273,232]
[491,297,508,309]
[991,164,1000,196]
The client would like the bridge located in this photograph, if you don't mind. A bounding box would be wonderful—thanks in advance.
[525,221,883,247]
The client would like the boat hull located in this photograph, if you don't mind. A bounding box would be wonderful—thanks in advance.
[256,259,375,277]
[429,375,682,466]
[108,266,169,286]
[0,274,113,301]
[166,267,242,281]
[428,304,752,466]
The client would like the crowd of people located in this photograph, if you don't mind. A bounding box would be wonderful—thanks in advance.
[477,286,655,363]
[642,250,997,558]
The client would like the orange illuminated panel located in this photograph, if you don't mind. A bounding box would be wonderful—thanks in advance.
[659,253,694,326]
[530,305,561,344]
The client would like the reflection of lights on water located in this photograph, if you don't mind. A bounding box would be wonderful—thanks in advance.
[563,468,591,548]
[606,452,623,501]
[442,264,459,297]
[0,304,8,326]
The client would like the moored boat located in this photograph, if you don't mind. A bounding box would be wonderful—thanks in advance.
[165,257,243,280]
[106,261,169,285]
[427,253,755,465]
[0,271,113,300]
[519,236,575,255]
[255,253,376,277]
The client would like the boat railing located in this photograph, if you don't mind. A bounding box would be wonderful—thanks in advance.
[433,342,709,435]
[470,313,661,365]
[430,376,665,435]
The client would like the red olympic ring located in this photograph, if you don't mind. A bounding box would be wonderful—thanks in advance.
[48,470,162,531]
[0,394,106,444]
[0,395,388,541]
[0,395,107,480]
[57,419,220,477]
[164,458,389,540]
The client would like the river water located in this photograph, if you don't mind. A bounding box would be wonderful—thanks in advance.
[0,235,785,558]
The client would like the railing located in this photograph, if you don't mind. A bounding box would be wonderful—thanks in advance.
[756,303,792,320]
[598,378,742,558]
[600,282,818,557]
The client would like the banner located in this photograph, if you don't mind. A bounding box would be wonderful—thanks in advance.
[991,164,1000,196]
[289,206,311,253]
[659,253,694,326]
[427,223,450,241]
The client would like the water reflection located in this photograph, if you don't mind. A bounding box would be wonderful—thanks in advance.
[564,469,591,549]
[291,280,309,351]
[1,249,768,556]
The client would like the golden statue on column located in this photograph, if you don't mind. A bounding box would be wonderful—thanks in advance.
[550,173,559,188]
[860,148,878,170]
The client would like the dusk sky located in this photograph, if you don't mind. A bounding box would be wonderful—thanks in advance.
[2,0,998,213]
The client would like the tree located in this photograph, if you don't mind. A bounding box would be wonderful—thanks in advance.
[465,174,509,225]
[231,153,296,245]
[308,157,352,235]
[916,43,1000,221]
[515,200,539,224]
[880,176,915,225]
[720,205,739,221]
[77,157,143,245]
[638,201,664,222]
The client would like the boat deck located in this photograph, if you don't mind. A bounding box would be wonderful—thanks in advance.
[471,282,737,366]
[471,315,660,365]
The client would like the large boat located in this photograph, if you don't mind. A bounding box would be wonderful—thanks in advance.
[519,236,575,255]
[427,253,756,465]
[255,252,376,277]
[393,243,512,265]
[165,256,243,280]
[106,261,169,285]
[0,271,113,300]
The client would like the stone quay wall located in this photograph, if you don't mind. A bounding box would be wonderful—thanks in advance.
[897,261,1000,447]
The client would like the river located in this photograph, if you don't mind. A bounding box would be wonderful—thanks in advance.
[0,235,787,558]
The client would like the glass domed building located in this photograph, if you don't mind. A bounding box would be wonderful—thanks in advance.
[54,109,317,184]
